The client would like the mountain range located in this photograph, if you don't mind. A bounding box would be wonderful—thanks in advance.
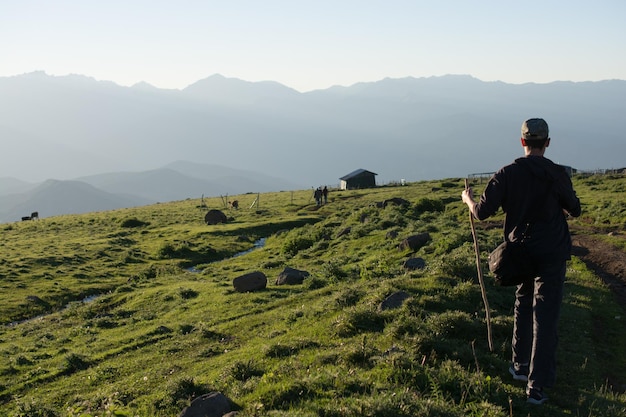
[1,71,624,222]
[0,161,301,223]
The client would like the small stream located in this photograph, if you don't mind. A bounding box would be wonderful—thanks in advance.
[7,238,267,327]
[232,237,267,258]
[187,237,266,273]
[8,294,103,327]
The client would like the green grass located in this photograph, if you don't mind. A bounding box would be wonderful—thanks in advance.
[0,176,625,416]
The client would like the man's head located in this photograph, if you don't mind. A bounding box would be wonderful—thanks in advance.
[521,118,550,149]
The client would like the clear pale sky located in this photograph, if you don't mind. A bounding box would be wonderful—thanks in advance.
[1,0,625,92]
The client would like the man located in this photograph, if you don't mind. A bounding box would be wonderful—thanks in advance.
[461,118,581,405]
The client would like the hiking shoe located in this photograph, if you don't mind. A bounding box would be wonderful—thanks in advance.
[509,363,528,382]
[526,387,548,405]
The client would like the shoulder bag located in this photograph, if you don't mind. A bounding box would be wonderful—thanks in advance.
[488,239,535,286]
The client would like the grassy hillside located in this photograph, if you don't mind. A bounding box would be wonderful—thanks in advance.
[1,177,625,417]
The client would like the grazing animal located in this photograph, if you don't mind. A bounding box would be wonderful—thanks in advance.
[30,211,39,220]
[21,216,31,221]
[229,200,239,209]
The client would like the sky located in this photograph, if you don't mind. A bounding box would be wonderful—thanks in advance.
[1,0,625,92]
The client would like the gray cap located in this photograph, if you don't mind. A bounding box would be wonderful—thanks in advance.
[521,118,549,140]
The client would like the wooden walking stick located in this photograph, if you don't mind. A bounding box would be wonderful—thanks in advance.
[465,179,494,352]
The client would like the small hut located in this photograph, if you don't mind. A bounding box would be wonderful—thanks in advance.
[339,169,377,190]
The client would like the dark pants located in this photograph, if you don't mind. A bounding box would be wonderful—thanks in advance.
[512,261,566,389]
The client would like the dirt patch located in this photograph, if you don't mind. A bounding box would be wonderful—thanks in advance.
[571,230,626,310]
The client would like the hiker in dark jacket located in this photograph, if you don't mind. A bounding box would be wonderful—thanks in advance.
[461,118,581,405]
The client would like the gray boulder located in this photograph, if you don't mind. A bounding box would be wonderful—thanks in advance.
[386,230,399,239]
[275,267,310,285]
[205,209,228,225]
[379,291,411,311]
[233,271,267,292]
[382,197,410,207]
[179,391,231,417]
[398,233,431,252]
[403,257,426,270]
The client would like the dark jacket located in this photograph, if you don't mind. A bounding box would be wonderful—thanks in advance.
[475,156,581,263]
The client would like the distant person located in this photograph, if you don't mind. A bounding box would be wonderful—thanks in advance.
[461,118,581,405]
[314,187,322,206]
[322,186,328,204]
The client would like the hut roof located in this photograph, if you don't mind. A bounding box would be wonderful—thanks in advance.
[339,169,378,181]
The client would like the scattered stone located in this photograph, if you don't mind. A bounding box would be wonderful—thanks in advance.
[179,391,232,417]
[373,198,410,208]
[379,291,411,310]
[384,345,404,355]
[205,209,228,225]
[403,257,426,270]
[233,271,267,292]
[336,227,351,238]
[386,230,398,239]
[275,267,310,285]
[382,197,410,207]
[26,295,46,305]
[154,325,173,334]
[398,233,431,252]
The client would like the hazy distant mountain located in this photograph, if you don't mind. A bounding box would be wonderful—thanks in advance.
[76,168,210,202]
[0,161,304,222]
[0,177,37,196]
[0,179,150,223]
[163,160,301,189]
[1,71,624,189]
[77,161,301,202]
[181,74,300,105]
